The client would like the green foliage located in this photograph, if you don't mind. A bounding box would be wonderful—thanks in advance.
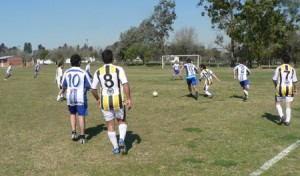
[23,42,32,54]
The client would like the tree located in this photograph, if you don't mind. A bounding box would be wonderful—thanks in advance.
[197,0,243,66]
[287,31,300,67]
[23,42,32,54]
[233,0,300,67]
[151,0,176,54]
[169,27,203,55]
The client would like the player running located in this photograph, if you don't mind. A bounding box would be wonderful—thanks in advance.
[171,60,183,80]
[4,63,12,80]
[233,57,251,101]
[199,64,220,98]
[61,54,92,144]
[91,49,131,154]
[179,58,199,100]
[272,54,297,126]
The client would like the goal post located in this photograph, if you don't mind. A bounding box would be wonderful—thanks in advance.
[161,55,201,69]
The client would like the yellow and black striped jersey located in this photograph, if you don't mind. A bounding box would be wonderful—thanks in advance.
[273,64,297,97]
[91,64,128,110]
[200,69,213,85]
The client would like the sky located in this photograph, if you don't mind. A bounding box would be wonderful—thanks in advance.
[0,0,227,51]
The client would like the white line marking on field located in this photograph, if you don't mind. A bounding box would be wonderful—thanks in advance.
[250,140,300,176]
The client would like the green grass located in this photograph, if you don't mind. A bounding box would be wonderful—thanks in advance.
[1,64,300,176]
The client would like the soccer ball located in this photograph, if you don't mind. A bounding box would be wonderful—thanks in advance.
[152,91,158,97]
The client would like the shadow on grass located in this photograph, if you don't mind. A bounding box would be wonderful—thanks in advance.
[86,124,106,140]
[178,94,199,100]
[229,95,244,99]
[262,113,280,125]
[124,131,141,154]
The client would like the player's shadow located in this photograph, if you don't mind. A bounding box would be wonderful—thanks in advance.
[117,131,141,154]
[262,113,280,125]
[229,95,244,100]
[178,94,198,100]
[86,124,106,140]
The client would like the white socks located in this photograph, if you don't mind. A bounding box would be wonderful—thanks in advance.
[205,91,211,96]
[119,124,127,141]
[107,131,118,149]
[276,104,284,118]
[286,108,291,123]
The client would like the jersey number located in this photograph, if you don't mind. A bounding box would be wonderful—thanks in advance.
[68,74,80,87]
[284,70,290,81]
[104,74,114,88]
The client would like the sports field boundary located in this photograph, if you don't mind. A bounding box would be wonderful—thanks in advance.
[250,140,300,176]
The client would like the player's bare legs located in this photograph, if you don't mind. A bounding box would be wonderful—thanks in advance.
[78,116,87,143]
[70,114,77,140]
[285,102,291,125]
[192,85,199,100]
[106,119,119,153]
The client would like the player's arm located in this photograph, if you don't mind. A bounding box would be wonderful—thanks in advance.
[233,68,236,79]
[213,74,220,82]
[123,83,131,110]
[179,65,184,76]
[293,82,297,95]
[91,71,101,105]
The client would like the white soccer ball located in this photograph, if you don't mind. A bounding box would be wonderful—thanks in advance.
[152,91,158,97]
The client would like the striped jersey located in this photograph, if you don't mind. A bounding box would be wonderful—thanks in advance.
[200,69,213,85]
[56,67,63,83]
[91,64,128,111]
[273,64,297,97]
[234,64,250,82]
[62,67,92,106]
[172,63,180,71]
[35,63,40,72]
[183,63,198,79]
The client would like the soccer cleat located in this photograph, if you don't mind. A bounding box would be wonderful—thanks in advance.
[112,148,120,154]
[79,138,87,144]
[71,131,77,141]
[208,95,213,99]
[284,122,290,126]
[278,116,285,125]
[118,139,127,154]
[195,92,199,100]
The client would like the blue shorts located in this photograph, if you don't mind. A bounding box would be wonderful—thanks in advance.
[186,77,198,86]
[68,105,88,116]
[239,80,250,87]
[174,70,180,75]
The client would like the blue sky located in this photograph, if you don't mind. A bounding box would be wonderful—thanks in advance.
[0,0,226,50]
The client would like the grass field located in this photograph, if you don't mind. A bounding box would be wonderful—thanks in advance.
[1,64,300,176]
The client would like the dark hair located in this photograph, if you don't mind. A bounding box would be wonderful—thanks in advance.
[58,61,64,67]
[186,58,192,63]
[102,49,113,64]
[70,54,81,67]
[237,56,243,64]
[200,64,206,69]
[281,54,291,64]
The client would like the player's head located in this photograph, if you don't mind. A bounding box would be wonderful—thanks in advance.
[281,54,291,64]
[88,61,91,64]
[175,60,178,64]
[186,58,192,63]
[70,54,81,67]
[200,64,206,70]
[102,49,113,64]
[236,56,243,64]
[58,61,64,68]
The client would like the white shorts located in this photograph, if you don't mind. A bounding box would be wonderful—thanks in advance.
[101,108,125,121]
[275,96,294,103]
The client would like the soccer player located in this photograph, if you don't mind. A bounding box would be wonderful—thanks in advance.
[91,49,131,154]
[179,58,199,100]
[56,62,65,101]
[199,64,220,98]
[233,57,251,101]
[171,60,182,80]
[272,54,297,126]
[34,62,40,78]
[4,63,12,80]
[85,60,92,80]
[61,54,92,144]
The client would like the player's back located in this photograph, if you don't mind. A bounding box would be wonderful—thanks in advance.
[274,64,297,87]
[95,64,128,110]
[62,67,91,106]
[234,64,249,81]
[184,63,198,78]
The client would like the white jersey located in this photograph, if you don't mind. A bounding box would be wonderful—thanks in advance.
[91,64,128,110]
[56,67,63,84]
[62,67,92,106]
[234,64,250,82]
[7,65,12,74]
[85,64,91,72]
[172,63,180,71]
[35,63,40,72]
[183,63,198,78]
